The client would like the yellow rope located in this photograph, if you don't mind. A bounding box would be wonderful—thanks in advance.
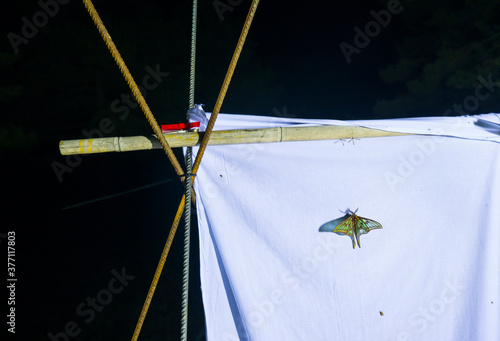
[131,194,185,341]
[131,1,260,339]
[192,0,260,175]
[82,0,184,178]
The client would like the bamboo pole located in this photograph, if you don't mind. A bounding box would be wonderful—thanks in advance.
[59,125,411,155]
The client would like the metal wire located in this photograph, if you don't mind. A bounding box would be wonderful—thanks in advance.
[192,0,260,175]
[131,1,260,339]
[181,0,198,340]
[80,1,258,340]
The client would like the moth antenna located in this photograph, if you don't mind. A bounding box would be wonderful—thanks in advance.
[341,208,354,215]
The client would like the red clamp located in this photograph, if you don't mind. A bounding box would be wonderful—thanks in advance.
[161,121,200,133]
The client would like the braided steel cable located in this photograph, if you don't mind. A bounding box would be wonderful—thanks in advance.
[192,0,260,175]
[131,1,260,339]
[181,1,198,340]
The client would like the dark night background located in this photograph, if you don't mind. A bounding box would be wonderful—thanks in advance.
[1,0,499,339]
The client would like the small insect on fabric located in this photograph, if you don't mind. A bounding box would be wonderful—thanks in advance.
[319,209,383,249]
[334,137,360,146]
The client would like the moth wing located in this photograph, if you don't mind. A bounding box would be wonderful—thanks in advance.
[319,214,351,233]
[332,215,356,237]
[356,216,383,235]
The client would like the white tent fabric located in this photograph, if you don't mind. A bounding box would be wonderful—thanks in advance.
[191,113,500,341]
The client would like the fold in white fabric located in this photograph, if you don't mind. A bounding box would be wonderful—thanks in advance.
[190,113,500,341]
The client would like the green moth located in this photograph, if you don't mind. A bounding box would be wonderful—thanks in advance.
[319,209,383,249]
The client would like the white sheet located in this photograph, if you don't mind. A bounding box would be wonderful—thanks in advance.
[190,113,500,340]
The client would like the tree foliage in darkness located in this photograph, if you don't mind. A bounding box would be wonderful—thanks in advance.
[375,0,500,117]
